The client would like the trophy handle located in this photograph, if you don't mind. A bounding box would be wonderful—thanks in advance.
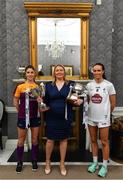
[67,85,73,99]
[40,82,45,97]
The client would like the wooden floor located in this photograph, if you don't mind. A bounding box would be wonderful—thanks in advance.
[1,146,123,179]
[0,164,123,179]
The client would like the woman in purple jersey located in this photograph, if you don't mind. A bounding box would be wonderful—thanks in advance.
[13,65,41,173]
[87,63,116,177]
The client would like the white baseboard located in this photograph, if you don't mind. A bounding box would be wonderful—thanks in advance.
[5,106,123,115]
[2,136,8,149]
[112,107,123,117]
[5,139,31,152]
[5,139,17,150]
[85,107,123,151]
[4,106,123,152]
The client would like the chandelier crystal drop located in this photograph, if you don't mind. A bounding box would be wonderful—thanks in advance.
[45,21,65,59]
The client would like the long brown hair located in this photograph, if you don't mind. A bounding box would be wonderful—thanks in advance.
[24,65,36,80]
[93,63,106,79]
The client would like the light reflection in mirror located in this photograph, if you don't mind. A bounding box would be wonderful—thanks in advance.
[37,18,80,76]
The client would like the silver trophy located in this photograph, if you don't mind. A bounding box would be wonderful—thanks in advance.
[30,82,49,112]
[16,66,25,78]
[67,82,86,104]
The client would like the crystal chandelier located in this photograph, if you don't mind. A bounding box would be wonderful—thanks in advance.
[45,21,65,59]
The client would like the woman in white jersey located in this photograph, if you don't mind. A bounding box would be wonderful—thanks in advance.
[87,63,116,177]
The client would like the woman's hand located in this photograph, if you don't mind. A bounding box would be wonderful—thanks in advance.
[37,96,43,103]
[73,98,83,106]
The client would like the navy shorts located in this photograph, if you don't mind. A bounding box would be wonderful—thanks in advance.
[17,118,41,129]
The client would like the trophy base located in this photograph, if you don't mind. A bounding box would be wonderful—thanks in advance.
[67,99,76,105]
[67,94,78,104]
[39,102,50,112]
[39,107,50,112]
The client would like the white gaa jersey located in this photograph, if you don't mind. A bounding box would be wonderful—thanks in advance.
[86,79,116,123]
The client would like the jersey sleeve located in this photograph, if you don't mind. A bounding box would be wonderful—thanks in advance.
[14,85,21,98]
[108,83,116,95]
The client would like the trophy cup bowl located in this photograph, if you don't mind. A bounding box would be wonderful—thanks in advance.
[16,66,25,78]
[30,87,49,112]
[67,83,84,104]
[73,83,84,94]
[29,88,40,98]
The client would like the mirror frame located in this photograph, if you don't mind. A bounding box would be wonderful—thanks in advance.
[24,2,93,80]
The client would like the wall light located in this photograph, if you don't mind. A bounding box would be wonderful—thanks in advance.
[96,0,102,5]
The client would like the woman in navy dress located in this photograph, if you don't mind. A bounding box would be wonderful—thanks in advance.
[43,64,82,176]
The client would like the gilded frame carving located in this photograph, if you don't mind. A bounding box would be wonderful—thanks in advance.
[24,2,93,80]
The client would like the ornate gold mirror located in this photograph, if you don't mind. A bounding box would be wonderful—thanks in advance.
[24,2,93,80]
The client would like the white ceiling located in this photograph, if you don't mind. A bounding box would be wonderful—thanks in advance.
[37,18,80,46]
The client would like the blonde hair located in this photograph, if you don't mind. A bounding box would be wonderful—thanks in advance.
[52,64,66,83]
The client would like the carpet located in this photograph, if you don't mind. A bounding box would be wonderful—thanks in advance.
[8,149,103,163]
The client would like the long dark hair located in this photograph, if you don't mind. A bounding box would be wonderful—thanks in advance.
[25,65,35,72]
[93,63,106,79]
[13,65,36,96]
[24,65,36,80]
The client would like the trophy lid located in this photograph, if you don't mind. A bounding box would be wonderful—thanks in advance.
[73,83,83,91]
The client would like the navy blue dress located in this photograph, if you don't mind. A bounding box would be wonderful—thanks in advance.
[44,81,74,140]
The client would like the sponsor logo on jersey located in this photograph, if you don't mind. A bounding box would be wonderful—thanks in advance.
[91,94,102,103]
[101,123,107,126]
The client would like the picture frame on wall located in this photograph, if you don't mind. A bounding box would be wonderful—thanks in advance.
[51,65,73,76]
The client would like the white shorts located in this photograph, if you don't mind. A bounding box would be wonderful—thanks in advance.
[87,119,110,128]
